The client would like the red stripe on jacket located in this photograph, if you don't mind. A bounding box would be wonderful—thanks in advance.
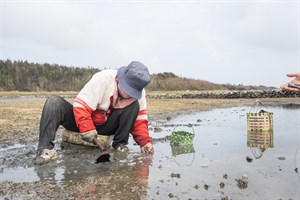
[73,106,95,132]
[138,110,147,115]
[73,97,95,132]
[131,119,151,147]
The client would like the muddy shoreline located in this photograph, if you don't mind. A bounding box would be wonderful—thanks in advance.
[1,94,300,199]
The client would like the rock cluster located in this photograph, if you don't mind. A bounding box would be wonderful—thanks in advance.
[147,89,300,99]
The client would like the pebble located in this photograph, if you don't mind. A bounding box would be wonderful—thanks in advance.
[235,174,248,189]
[246,156,253,162]
[277,156,286,160]
[200,163,209,168]
[204,184,210,190]
[170,173,181,178]
[219,181,225,188]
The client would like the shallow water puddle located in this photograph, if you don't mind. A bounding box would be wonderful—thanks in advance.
[146,105,300,199]
[0,104,299,199]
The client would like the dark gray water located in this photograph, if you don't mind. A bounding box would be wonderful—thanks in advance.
[0,105,299,199]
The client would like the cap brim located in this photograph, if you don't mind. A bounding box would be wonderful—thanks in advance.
[117,66,142,99]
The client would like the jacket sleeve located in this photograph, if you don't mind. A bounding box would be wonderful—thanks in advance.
[131,90,152,147]
[73,97,95,132]
[73,71,109,132]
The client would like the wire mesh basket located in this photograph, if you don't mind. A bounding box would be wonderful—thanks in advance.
[169,124,195,166]
[246,100,273,132]
[170,124,195,145]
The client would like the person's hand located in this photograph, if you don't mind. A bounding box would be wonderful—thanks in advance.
[80,130,98,143]
[141,142,154,154]
[280,73,300,92]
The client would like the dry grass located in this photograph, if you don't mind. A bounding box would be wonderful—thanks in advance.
[147,98,300,114]
[0,101,44,132]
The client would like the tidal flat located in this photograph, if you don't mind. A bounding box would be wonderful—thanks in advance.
[0,94,299,199]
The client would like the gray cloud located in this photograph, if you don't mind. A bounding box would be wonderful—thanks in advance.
[1,1,298,87]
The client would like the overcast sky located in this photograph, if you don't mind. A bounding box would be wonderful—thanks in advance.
[1,0,299,87]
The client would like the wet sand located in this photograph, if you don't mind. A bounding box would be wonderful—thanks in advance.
[0,95,299,199]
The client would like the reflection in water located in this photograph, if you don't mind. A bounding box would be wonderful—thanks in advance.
[134,154,153,195]
[247,130,274,159]
[170,144,195,156]
[246,103,274,159]
[70,154,153,200]
[36,148,153,199]
[170,144,196,166]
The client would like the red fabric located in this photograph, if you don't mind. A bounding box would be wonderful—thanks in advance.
[74,97,94,113]
[73,106,95,132]
[131,120,151,147]
[138,110,147,115]
[91,110,109,125]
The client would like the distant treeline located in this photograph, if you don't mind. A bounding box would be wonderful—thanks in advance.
[0,59,274,92]
[0,60,100,91]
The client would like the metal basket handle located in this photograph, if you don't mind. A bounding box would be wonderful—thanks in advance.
[249,100,264,114]
[172,123,195,136]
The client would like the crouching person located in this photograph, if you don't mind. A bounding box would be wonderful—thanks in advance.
[35,61,154,165]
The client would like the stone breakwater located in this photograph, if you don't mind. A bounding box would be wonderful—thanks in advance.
[0,90,299,100]
[146,90,300,99]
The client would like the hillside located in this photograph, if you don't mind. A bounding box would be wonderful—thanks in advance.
[147,72,227,91]
[0,60,99,91]
[0,59,275,91]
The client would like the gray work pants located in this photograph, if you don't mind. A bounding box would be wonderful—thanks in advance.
[37,95,139,151]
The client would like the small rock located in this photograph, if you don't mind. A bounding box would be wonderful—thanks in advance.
[171,172,181,178]
[246,156,253,162]
[235,175,248,189]
[277,156,286,160]
[242,174,248,180]
[223,174,228,179]
[219,181,225,188]
[168,193,174,198]
[200,163,209,168]
[204,184,210,190]
[154,126,163,133]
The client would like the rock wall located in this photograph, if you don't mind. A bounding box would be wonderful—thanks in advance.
[1,90,299,100]
[147,90,300,99]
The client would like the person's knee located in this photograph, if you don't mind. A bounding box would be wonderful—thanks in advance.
[45,95,66,109]
[47,95,64,104]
